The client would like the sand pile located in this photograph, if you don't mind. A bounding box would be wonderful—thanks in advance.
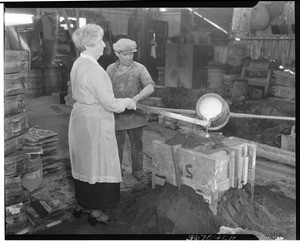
[107,183,220,234]
[216,186,279,237]
[106,182,295,239]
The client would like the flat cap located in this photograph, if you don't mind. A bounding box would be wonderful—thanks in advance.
[113,38,137,53]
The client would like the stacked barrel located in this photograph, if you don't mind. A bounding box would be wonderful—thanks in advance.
[4,50,32,229]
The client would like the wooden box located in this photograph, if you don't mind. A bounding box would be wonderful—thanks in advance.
[4,94,25,118]
[4,72,29,96]
[152,138,256,214]
[281,127,295,152]
[272,85,295,99]
[4,112,29,141]
[5,176,22,189]
[5,190,31,207]
[281,135,295,152]
[5,153,28,178]
[5,134,25,156]
[4,50,30,74]
[274,70,295,87]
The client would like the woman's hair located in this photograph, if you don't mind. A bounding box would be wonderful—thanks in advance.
[72,24,104,52]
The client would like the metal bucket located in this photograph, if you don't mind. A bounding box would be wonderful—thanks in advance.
[196,93,230,131]
[21,155,43,192]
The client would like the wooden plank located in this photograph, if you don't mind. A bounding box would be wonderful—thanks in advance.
[248,145,257,200]
[152,140,177,186]
[170,145,182,189]
[229,136,295,167]
[231,8,251,37]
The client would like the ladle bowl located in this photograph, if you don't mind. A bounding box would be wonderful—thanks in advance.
[196,93,230,131]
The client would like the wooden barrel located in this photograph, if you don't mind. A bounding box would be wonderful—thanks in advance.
[207,68,225,89]
[43,66,63,95]
[27,68,44,97]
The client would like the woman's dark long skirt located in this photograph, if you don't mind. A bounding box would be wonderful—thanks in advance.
[74,179,120,210]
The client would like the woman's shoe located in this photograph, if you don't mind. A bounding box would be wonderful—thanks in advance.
[87,212,110,226]
[73,207,90,219]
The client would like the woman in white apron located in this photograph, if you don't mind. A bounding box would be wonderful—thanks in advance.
[69,24,136,226]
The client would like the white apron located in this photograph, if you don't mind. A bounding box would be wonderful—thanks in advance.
[68,53,127,184]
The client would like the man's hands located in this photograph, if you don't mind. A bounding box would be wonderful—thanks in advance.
[126,98,136,110]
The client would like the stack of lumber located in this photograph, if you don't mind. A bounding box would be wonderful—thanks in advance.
[271,70,295,100]
[23,127,61,175]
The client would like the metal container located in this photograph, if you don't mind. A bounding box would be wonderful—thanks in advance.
[196,93,230,130]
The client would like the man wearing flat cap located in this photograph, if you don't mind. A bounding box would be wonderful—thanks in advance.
[106,38,155,181]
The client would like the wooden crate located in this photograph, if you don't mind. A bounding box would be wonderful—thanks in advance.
[281,126,295,152]
[5,153,28,178]
[4,94,25,118]
[4,112,29,141]
[5,134,25,156]
[281,135,295,152]
[5,176,22,189]
[152,138,256,215]
[26,68,44,97]
[4,50,30,74]
[4,72,29,96]
[272,85,295,99]
[274,70,295,87]
[5,188,31,206]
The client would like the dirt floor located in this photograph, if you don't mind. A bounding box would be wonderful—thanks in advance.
[5,93,296,240]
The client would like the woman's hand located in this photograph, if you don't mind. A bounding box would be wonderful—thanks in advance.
[126,98,136,110]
